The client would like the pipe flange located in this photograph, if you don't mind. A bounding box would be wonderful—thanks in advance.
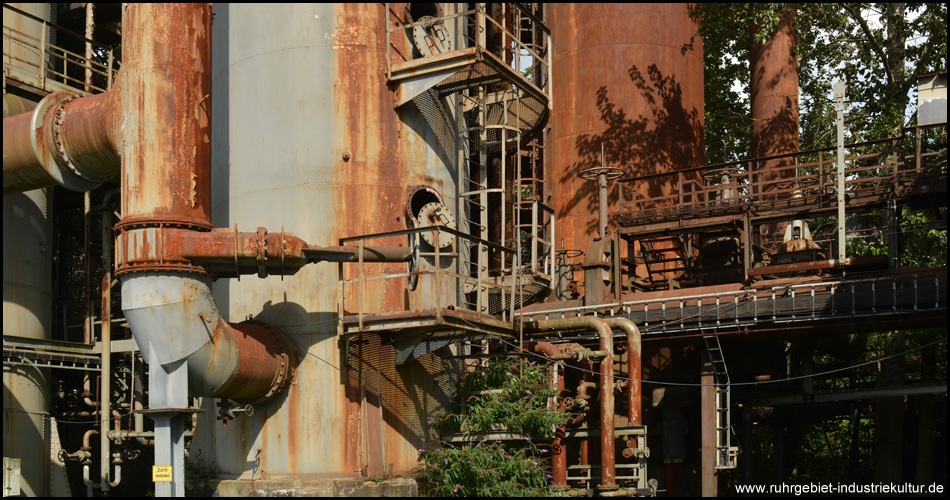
[241,319,299,405]
[30,92,101,192]
[51,93,113,185]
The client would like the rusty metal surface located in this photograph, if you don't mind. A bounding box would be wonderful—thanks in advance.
[197,3,461,480]
[751,7,799,248]
[120,3,213,230]
[3,91,118,194]
[524,317,616,488]
[549,4,703,270]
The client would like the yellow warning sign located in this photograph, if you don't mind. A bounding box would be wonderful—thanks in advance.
[152,465,173,482]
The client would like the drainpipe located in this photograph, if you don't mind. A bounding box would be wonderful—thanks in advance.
[600,318,642,426]
[100,192,114,494]
[523,317,617,490]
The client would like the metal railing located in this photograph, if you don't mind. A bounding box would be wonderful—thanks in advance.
[618,124,947,223]
[384,3,550,94]
[515,198,555,278]
[517,272,946,336]
[3,4,119,95]
[339,225,520,330]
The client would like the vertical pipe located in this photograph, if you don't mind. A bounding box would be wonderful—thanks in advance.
[700,361,717,496]
[99,193,115,492]
[528,342,567,486]
[119,3,213,229]
[602,318,641,426]
[833,80,846,262]
[99,265,112,492]
[85,3,95,92]
[598,145,607,240]
[524,317,615,488]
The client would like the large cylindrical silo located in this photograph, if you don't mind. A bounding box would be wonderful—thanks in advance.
[548,4,703,260]
[3,4,54,496]
[194,3,458,483]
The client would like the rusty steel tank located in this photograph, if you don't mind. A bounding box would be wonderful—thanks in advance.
[2,4,53,496]
[548,4,703,268]
[751,6,799,250]
[190,3,458,485]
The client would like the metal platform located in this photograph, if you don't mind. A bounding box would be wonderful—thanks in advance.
[517,269,947,338]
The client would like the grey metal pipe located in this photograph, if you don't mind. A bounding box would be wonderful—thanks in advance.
[523,316,617,489]
[121,273,297,402]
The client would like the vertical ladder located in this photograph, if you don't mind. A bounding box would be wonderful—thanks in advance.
[458,89,491,315]
[702,332,738,469]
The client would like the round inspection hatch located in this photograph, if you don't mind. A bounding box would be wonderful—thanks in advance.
[416,202,455,249]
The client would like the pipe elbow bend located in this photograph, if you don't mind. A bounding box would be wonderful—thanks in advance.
[122,273,298,403]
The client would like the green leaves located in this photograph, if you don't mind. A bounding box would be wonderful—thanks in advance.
[691,3,948,159]
[420,359,567,496]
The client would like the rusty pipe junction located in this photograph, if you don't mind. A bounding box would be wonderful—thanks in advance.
[522,316,619,490]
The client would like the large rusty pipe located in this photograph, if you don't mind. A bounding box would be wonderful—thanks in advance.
[523,317,616,489]
[122,274,298,402]
[601,318,642,426]
[2,88,122,195]
[117,4,297,404]
[119,3,212,229]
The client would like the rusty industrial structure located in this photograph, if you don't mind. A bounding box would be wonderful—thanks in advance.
[3,3,946,497]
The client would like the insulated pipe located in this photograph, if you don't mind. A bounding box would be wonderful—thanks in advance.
[601,318,642,426]
[523,317,617,489]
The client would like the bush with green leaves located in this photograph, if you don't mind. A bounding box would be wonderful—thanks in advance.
[417,441,558,497]
[418,358,567,497]
[432,358,567,439]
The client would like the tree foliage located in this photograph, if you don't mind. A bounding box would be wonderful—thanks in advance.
[686,3,948,163]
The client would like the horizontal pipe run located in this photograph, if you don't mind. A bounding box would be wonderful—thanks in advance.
[3,86,122,194]
[304,245,415,263]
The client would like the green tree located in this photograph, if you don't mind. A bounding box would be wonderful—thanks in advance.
[686,3,948,161]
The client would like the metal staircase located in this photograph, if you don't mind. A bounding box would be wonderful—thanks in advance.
[702,332,738,470]
[385,3,553,316]
[639,235,690,287]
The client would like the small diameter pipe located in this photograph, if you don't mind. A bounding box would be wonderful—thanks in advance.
[100,220,114,493]
[523,317,617,489]
[601,318,642,426]
[525,342,567,487]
